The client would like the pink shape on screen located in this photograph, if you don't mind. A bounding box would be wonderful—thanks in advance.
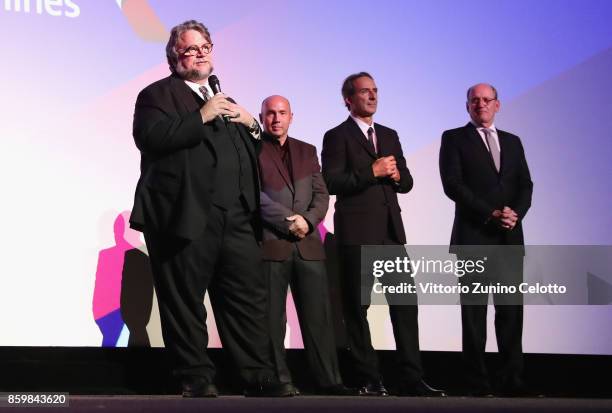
[92,211,143,320]
[318,222,329,241]
[120,0,167,42]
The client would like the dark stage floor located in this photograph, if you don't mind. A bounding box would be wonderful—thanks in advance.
[6,395,612,413]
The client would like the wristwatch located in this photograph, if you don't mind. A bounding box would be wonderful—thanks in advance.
[247,118,261,134]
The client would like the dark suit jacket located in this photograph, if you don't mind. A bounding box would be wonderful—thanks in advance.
[439,122,533,247]
[129,75,261,240]
[258,134,329,261]
[321,117,413,245]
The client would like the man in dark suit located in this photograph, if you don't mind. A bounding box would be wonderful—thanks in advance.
[257,95,354,395]
[129,20,291,397]
[439,83,533,396]
[321,72,445,397]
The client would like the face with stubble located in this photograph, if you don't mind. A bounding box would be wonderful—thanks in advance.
[260,95,293,143]
[175,29,214,83]
[346,76,378,119]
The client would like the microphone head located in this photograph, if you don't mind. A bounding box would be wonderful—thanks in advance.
[208,75,221,94]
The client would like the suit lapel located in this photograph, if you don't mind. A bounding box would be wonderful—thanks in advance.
[497,130,507,176]
[465,123,499,175]
[345,117,377,159]
[374,123,388,156]
[169,75,201,113]
[263,137,295,193]
[287,138,298,192]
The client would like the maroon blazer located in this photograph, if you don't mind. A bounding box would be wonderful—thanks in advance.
[258,134,329,261]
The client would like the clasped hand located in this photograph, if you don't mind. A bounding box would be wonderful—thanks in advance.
[372,156,400,182]
[286,215,309,239]
[492,207,519,230]
[200,93,254,127]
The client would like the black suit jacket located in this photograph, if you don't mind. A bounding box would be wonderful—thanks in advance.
[258,135,329,261]
[321,117,413,245]
[129,74,261,240]
[439,122,533,247]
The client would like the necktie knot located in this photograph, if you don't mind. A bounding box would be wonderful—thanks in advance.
[199,86,211,102]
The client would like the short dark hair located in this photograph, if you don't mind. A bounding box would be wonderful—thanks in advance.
[341,71,373,110]
[166,20,211,74]
[466,83,498,101]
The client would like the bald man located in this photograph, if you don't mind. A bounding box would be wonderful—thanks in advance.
[439,83,533,396]
[258,96,353,395]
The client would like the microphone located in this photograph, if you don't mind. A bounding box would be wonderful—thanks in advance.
[208,75,234,123]
[208,74,222,95]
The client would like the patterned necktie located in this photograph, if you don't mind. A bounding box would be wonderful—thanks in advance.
[483,128,500,172]
[367,127,377,154]
[199,85,211,103]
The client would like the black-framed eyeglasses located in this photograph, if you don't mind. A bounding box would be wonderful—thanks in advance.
[178,43,214,57]
[468,97,496,106]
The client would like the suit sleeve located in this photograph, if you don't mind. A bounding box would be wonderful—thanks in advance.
[133,87,204,155]
[391,130,413,193]
[321,130,378,195]
[511,138,533,219]
[439,131,495,221]
[302,146,330,232]
[259,189,295,236]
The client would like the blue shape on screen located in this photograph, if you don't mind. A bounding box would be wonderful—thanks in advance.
[95,309,125,347]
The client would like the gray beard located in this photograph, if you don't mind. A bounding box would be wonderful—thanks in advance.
[176,65,213,82]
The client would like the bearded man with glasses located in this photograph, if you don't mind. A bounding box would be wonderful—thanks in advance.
[129,20,293,398]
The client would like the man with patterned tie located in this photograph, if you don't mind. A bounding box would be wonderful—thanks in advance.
[321,72,445,397]
[129,20,291,398]
[439,83,533,396]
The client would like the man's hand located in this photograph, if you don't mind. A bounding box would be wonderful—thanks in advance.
[500,206,518,230]
[372,156,397,178]
[491,207,519,230]
[226,101,256,128]
[200,93,235,123]
[286,215,309,239]
[389,169,401,182]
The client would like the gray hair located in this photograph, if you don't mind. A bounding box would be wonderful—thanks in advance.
[166,20,211,74]
[466,83,498,101]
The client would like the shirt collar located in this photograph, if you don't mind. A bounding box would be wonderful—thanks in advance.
[350,114,375,137]
[470,120,497,134]
[184,79,213,100]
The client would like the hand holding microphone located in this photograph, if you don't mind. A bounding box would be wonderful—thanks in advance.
[199,75,257,128]
[200,92,234,123]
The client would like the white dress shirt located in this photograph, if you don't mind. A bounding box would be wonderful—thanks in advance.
[471,120,500,153]
[350,114,378,153]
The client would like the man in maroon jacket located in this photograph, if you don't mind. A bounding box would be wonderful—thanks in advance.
[258,95,354,395]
